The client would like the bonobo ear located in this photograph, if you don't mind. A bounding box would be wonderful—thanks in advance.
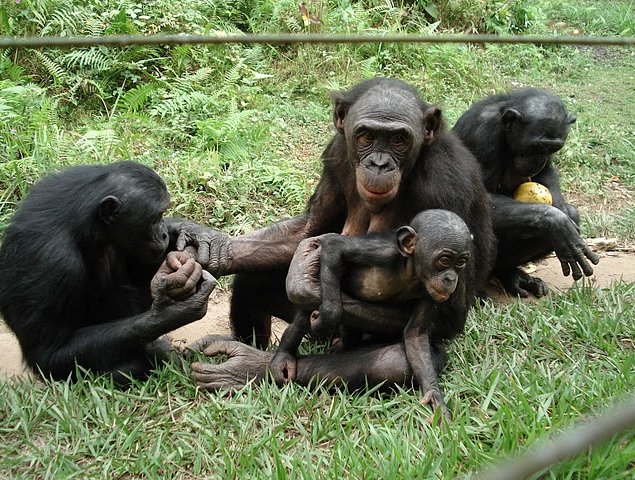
[397,226,417,257]
[331,92,352,134]
[567,114,577,125]
[422,106,442,145]
[502,108,522,129]
[99,195,122,225]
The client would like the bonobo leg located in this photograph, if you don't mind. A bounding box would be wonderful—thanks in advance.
[230,269,295,348]
[403,302,450,420]
[192,339,447,392]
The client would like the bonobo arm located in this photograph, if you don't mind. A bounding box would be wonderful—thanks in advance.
[403,300,450,419]
[172,175,347,276]
[491,193,599,279]
[37,254,216,379]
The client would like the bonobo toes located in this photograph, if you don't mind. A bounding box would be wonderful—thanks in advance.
[499,267,549,298]
[270,351,298,384]
[421,389,451,422]
[191,340,272,391]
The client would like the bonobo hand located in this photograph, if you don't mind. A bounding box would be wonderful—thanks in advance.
[150,256,217,330]
[158,250,202,300]
[550,210,600,280]
[269,351,297,384]
[174,220,232,277]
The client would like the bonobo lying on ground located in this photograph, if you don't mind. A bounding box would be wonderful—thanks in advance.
[271,209,473,417]
[453,88,599,297]
[0,162,216,383]
[189,78,494,408]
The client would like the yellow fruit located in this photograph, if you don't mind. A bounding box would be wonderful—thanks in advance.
[513,182,553,205]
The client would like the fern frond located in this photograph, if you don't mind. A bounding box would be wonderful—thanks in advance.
[33,51,68,84]
[120,83,159,112]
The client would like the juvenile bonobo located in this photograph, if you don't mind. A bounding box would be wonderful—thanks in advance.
[453,88,599,297]
[190,78,494,397]
[0,162,216,383]
[271,209,472,417]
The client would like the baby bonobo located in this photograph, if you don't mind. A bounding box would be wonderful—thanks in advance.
[271,209,473,417]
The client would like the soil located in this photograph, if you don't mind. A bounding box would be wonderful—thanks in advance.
[2,251,634,380]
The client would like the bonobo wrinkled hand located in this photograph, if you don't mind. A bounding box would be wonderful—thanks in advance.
[150,253,217,329]
[174,220,232,277]
[159,250,202,300]
[551,211,600,280]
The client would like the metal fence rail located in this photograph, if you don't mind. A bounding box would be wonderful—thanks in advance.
[0,33,634,49]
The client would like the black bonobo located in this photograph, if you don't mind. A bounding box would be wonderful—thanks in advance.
[453,88,599,297]
[0,162,216,383]
[272,209,472,417]
[190,78,494,400]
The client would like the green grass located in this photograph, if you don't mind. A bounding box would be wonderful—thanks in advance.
[2,283,634,479]
[1,0,635,478]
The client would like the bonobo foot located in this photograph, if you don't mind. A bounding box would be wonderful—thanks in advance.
[421,389,451,423]
[191,339,272,391]
[270,351,297,384]
[498,267,549,298]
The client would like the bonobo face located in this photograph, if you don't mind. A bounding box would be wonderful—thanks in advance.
[416,246,471,303]
[100,183,170,264]
[337,85,440,212]
[405,210,472,302]
[503,94,576,178]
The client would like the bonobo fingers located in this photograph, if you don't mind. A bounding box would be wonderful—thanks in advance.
[164,258,202,300]
[165,250,194,271]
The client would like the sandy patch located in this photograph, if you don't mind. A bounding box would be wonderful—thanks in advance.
[2,252,634,380]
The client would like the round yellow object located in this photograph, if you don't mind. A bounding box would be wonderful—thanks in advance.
[513,182,553,205]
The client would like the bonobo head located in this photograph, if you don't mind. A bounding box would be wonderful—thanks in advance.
[331,78,442,213]
[502,88,576,178]
[97,162,170,263]
[396,209,472,302]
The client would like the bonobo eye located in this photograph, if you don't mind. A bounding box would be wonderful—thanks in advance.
[356,131,375,146]
[438,256,451,268]
[390,134,408,151]
[456,258,467,269]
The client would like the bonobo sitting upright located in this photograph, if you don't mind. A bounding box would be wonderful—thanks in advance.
[272,209,473,417]
[189,78,494,399]
[453,88,599,297]
[0,162,216,383]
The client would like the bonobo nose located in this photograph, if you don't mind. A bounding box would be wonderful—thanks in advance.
[369,153,395,173]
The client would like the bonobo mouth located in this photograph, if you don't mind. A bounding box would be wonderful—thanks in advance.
[427,285,450,303]
[361,184,399,201]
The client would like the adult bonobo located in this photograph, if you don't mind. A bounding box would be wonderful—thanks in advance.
[272,209,473,418]
[0,162,216,383]
[453,88,599,297]
[189,78,495,394]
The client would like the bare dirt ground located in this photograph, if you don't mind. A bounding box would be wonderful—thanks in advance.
[2,251,634,380]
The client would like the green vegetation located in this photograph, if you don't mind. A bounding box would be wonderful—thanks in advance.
[1,0,634,478]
